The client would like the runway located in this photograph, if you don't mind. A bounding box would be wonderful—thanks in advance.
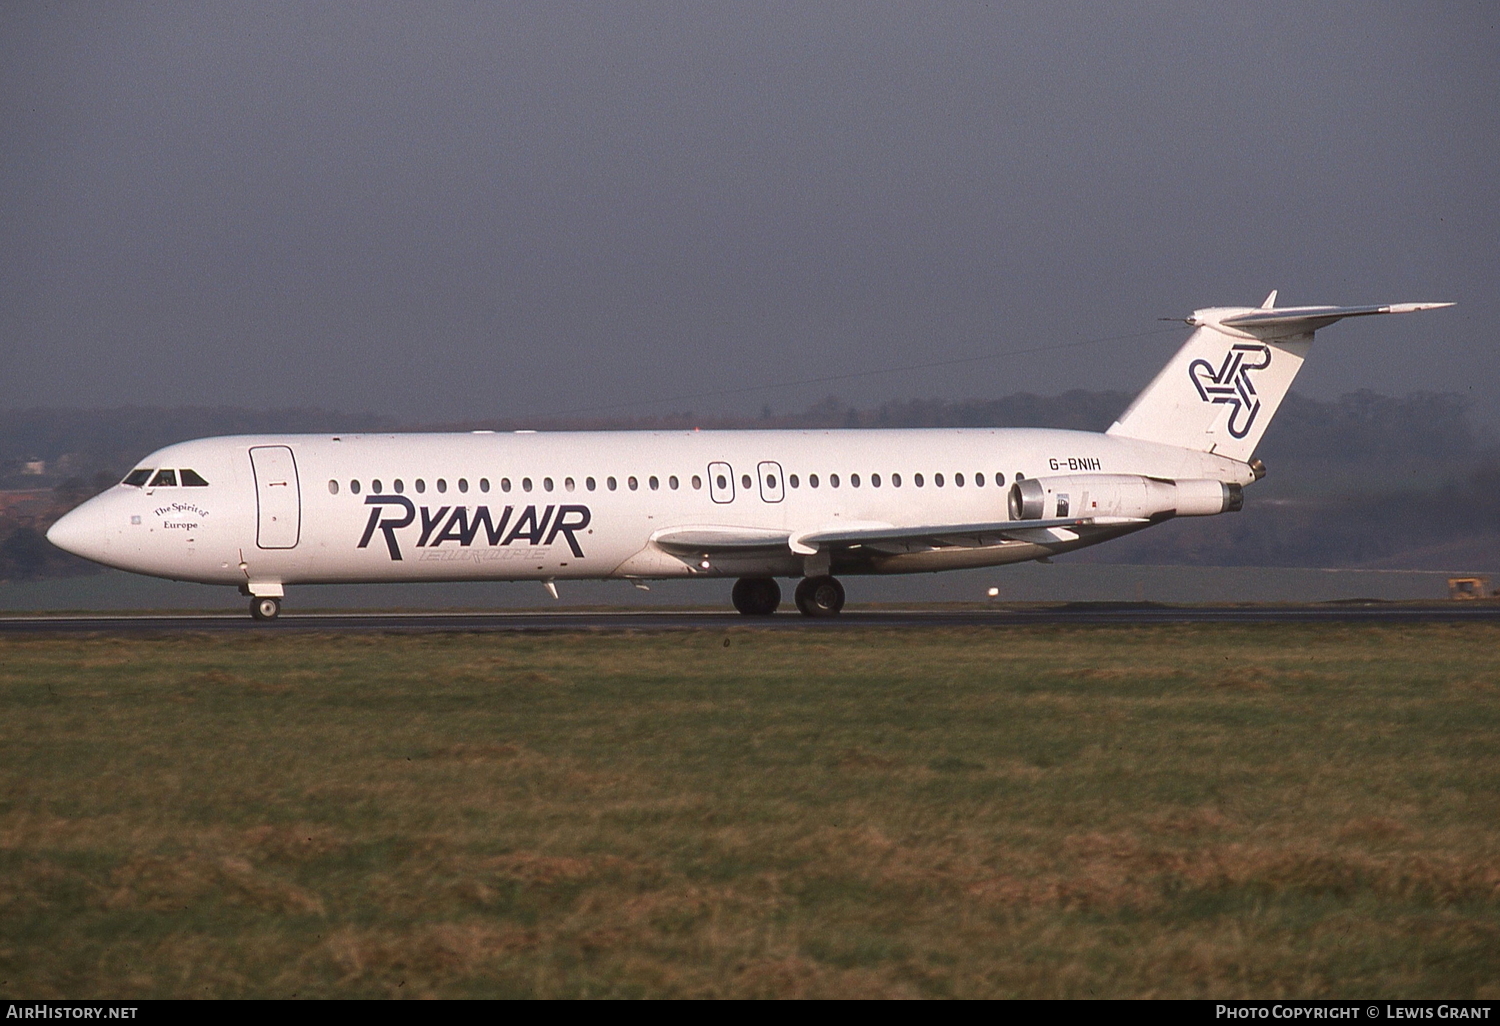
[4,603,1500,634]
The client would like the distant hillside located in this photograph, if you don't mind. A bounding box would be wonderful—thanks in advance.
[1071,459,1500,572]
[3,388,1484,474]
[0,407,401,486]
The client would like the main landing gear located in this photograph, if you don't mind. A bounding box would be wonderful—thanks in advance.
[731,576,847,617]
[250,596,281,621]
[731,577,781,616]
[794,575,845,617]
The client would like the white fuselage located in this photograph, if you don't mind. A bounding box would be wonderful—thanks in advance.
[48,427,1251,590]
[46,295,1451,613]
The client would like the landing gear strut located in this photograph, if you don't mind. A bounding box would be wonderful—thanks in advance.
[731,577,781,616]
[794,575,845,617]
[250,596,282,621]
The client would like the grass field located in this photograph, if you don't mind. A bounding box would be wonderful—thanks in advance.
[1,624,1497,998]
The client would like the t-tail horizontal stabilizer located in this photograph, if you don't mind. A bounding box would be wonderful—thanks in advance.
[1197,301,1455,340]
[1107,293,1453,463]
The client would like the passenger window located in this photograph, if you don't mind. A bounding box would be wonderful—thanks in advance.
[810,474,819,488]
[892,473,902,487]
[501,478,512,492]
[788,474,799,489]
[741,474,752,489]
[415,479,426,493]
[458,479,469,493]
[830,474,840,488]
[522,478,533,492]
[372,479,383,493]
[123,469,153,487]
[351,480,362,495]
[974,472,984,487]
[565,477,575,491]
[180,469,209,487]
[871,473,881,488]
[586,477,596,491]
[608,477,618,491]
[628,476,639,491]
[544,478,554,491]
[765,473,777,489]
[914,473,924,487]
[935,473,945,487]
[149,469,177,487]
[1056,494,1070,517]
[328,479,339,495]
[669,475,679,490]
[715,474,727,489]
[995,472,1005,487]
[480,478,491,493]
[692,475,702,490]
[955,473,965,487]
[394,479,405,494]
[850,473,860,488]
[435,478,447,492]
[649,476,660,490]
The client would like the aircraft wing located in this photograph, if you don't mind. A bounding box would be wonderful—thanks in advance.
[652,517,1148,558]
[792,516,1148,554]
[651,526,795,555]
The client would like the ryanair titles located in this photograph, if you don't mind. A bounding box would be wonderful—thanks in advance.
[358,496,591,560]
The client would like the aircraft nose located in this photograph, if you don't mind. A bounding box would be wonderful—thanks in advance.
[46,502,108,562]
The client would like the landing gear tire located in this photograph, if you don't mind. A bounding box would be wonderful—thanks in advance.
[795,575,845,617]
[250,596,281,621]
[731,577,781,616]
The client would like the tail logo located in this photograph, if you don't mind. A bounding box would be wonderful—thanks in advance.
[1188,343,1272,439]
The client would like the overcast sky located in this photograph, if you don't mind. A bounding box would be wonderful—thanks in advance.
[2,3,1495,424]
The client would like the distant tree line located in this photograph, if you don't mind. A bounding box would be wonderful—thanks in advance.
[1,389,1485,471]
[1076,457,1500,570]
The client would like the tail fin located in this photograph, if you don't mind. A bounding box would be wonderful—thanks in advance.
[1106,294,1454,462]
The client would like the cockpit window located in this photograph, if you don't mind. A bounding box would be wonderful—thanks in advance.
[180,469,209,486]
[122,469,153,487]
[149,469,177,487]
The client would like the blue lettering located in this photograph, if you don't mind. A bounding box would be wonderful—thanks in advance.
[356,500,586,559]
[545,504,592,558]
[504,505,554,546]
[431,507,469,547]
[417,506,451,547]
[424,505,515,547]
[469,505,513,546]
[357,496,415,560]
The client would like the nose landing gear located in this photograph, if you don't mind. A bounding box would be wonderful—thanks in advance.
[731,577,781,616]
[794,575,845,617]
[250,596,282,621]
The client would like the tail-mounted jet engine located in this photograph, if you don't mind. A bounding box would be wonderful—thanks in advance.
[1008,474,1243,521]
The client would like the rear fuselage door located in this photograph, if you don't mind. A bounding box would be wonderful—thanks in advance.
[249,445,301,549]
[708,462,735,504]
[757,461,785,503]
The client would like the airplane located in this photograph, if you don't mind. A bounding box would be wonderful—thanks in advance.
[46,294,1452,620]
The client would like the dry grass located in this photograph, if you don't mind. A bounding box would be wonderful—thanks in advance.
[0,624,1497,997]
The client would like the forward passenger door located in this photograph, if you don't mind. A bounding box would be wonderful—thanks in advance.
[249,445,301,549]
